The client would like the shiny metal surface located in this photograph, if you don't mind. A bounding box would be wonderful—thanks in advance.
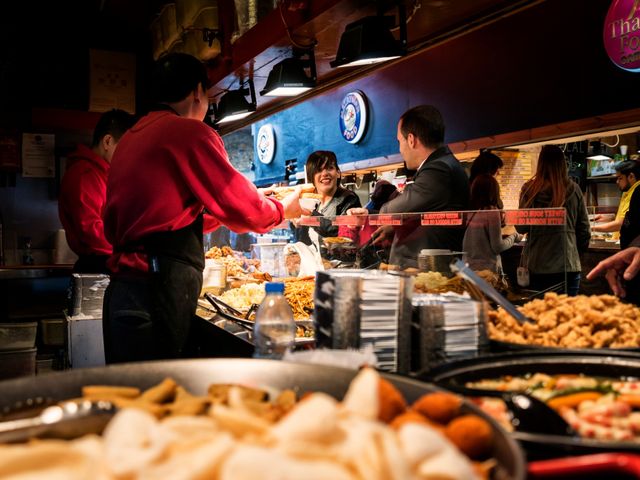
[0,358,525,479]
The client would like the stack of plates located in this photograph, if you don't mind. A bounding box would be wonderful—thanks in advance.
[413,294,488,370]
[314,269,412,373]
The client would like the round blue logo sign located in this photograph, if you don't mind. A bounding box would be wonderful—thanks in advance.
[339,91,368,144]
[256,124,275,164]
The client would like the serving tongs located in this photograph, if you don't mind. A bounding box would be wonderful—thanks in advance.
[204,292,255,330]
[450,259,533,325]
[0,400,116,444]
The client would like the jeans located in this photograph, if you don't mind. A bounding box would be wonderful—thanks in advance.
[529,272,581,296]
[102,257,202,363]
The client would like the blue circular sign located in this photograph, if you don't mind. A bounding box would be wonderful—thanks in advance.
[339,91,368,144]
[256,124,275,164]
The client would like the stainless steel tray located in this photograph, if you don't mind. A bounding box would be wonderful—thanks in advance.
[0,358,525,479]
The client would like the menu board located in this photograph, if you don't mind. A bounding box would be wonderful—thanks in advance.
[495,149,535,210]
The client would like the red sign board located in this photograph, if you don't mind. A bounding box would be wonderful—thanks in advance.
[421,212,463,226]
[504,209,566,226]
[297,217,321,227]
[370,214,402,226]
[332,216,362,226]
[604,0,640,72]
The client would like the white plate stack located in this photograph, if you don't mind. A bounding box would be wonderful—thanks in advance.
[313,269,412,374]
[413,293,488,370]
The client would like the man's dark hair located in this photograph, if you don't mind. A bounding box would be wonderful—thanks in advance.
[399,105,445,149]
[151,53,209,104]
[91,109,136,147]
[615,160,640,178]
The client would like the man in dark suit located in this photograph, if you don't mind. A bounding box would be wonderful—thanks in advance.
[371,105,470,268]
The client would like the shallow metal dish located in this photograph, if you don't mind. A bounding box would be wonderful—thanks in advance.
[0,358,525,479]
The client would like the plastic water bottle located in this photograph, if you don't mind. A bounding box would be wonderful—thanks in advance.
[253,282,296,359]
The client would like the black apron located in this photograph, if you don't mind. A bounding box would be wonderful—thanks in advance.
[73,254,110,274]
[104,214,205,362]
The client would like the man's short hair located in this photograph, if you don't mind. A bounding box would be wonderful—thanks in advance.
[615,160,640,178]
[91,109,136,147]
[399,105,445,149]
[151,53,209,104]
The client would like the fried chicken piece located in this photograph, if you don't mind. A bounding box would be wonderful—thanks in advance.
[412,392,462,424]
[445,414,493,459]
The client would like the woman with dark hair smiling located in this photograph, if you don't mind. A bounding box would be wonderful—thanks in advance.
[294,150,361,245]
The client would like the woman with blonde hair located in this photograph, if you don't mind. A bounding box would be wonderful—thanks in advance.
[518,145,590,295]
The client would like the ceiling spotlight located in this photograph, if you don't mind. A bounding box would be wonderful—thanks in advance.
[260,49,317,97]
[586,141,613,161]
[330,4,407,68]
[215,79,257,124]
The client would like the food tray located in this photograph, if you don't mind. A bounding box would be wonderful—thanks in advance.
[420,350,640,459]
[0,358,526,479]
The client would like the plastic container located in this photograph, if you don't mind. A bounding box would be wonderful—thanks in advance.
[0,348,36,379]
[253,242,287,278]
[0,322,37,351]
[40,318,65,346]
[253,282,296,359]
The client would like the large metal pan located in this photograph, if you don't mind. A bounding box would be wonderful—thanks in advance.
[0,358,525,480]
[421,350,640,460]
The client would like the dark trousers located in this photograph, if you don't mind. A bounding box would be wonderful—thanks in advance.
[530,272,581,296]
[102,257,203,363]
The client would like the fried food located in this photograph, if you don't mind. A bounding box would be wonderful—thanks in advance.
[378,378,407,423]
[0,369,487,480]
[390,410,442,431]
[270,183,315,200]
[413,392,462,424]
[445,414,493,459]
[82,385,141,399]
[488,292,640,348]
[139,378,178,403]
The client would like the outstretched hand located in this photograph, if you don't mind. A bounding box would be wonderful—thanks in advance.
[586,247,640,297]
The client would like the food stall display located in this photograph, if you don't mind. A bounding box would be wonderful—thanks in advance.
[488,293,640,349]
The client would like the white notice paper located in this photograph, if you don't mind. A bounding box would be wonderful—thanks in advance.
[22,133,55,178]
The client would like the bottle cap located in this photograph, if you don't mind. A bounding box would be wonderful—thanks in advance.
[265,282,285,294]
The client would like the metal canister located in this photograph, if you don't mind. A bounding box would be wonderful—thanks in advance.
[313,270,362,349]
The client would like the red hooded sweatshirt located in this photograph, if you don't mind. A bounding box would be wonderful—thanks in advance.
[58,144,112,257]
[104,110,284,273]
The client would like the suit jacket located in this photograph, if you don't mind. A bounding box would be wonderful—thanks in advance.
[381,146,470,268]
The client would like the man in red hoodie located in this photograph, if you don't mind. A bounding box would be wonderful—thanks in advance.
[102,53,306,363]
[58,109,135,273]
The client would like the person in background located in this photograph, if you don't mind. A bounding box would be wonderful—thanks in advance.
[620,161,640,250]
[469,150,504,186]
[591,160,640,240]
[364,179,399,214]
[463,174,522,273]
[518,145,591,296]
[103,53,306,363]
[587,234,640,305]
[358,105,469,268]
[58,109,136,274]
[293,150,361,245]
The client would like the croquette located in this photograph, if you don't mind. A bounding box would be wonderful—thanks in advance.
[445,414,493,459]
[390,410,445,433]
[412,392,462,424]
[378,378,407,423]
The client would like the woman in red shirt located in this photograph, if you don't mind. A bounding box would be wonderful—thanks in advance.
[103,53,305,363]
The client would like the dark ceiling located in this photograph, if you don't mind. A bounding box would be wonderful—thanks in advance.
[0,0,541,131]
